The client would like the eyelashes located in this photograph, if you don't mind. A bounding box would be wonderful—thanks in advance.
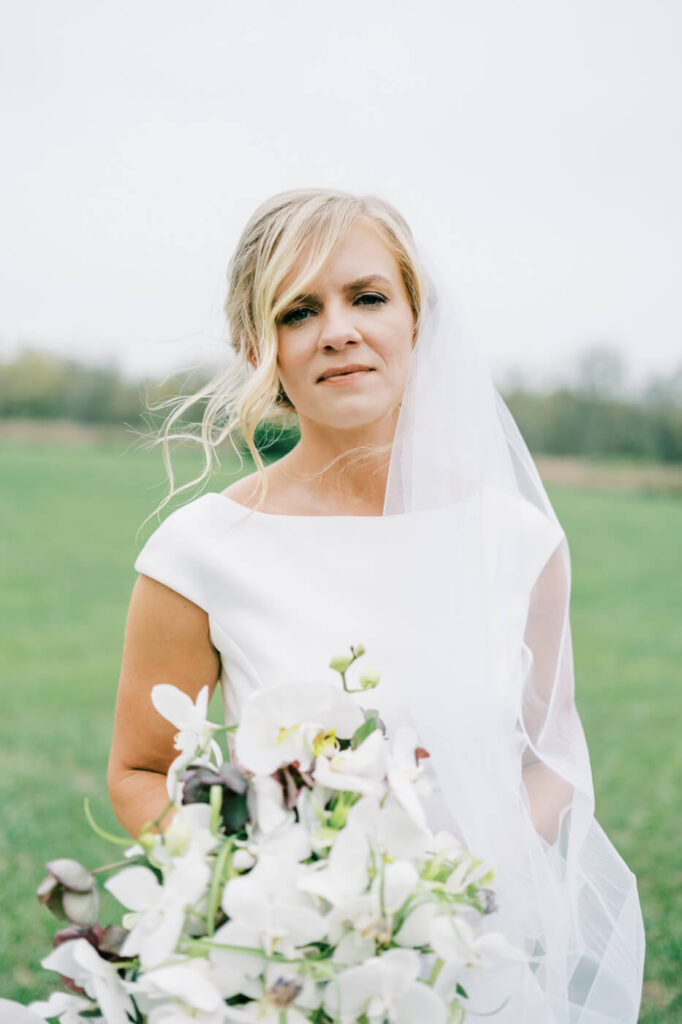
[279,293,387,327]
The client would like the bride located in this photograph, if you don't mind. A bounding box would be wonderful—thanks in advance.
[107,188,645,1021]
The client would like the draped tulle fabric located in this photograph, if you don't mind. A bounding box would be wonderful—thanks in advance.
[382,248,645,1021]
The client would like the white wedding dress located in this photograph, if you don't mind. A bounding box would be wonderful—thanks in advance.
[133,488,644,1021]
[134,489,561,835]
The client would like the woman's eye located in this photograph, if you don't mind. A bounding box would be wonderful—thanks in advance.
[281,306,315,325]
[280,293,386,326]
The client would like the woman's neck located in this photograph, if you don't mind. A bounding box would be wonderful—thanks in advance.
[271,414,397,515]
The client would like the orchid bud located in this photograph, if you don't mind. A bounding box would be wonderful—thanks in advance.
[232,848,257,871]
[37,859,100,927]
[329,655,353,673]
[477,887,498,914]
[164,813,193,857]
[358,668,380,690]
[136,827,158,857]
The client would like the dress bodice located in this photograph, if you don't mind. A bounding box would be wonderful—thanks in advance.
[133,489,562,834]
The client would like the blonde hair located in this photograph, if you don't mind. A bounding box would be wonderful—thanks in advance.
[144,187,428,520]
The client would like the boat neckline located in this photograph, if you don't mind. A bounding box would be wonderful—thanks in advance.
[205,491,398,521]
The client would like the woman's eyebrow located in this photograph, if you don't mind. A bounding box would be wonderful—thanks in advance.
[342,274,392,293]
[285,274,392,306]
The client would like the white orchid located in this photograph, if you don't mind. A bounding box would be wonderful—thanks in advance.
[214,960,323,1023]
[148,1007,225,1024]
[246,773,296,835]
[234,680,364,775]
[323,947,447,1024]
[2,1000,52,1024]
[445,848,496,896]
[226,960,324,1019]
[295,781,336,854]
[392,898,441,948]
[298,821,370,909]
[22,671,520,1024]
[312,727,388,798]
[105,852,211,968]
[346,792,434,861]
[233,813,312,874]
[146,803,219,870]
[385,724,433,830]
[430,913,528,1004]
[125,958,226,1023]
[222,999,311,1024]
[328,926,376,967]
[325,860,421,964]
[208,919,267,999]
[39,939,135,1024]
[221,852,327,959]
[151,684,223,799]
[28,990,96,1024]
[152,684,221,755]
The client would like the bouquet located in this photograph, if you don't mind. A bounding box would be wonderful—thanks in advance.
[15,646,526,1024]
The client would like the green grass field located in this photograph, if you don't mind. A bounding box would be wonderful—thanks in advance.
[0,439,680,1020]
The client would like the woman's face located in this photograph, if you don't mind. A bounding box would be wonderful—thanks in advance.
[273,219,416,432]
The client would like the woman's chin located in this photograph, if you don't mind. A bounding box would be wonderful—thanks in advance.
[318,409,397,434]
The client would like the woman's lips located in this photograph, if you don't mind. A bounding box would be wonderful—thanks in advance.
[318,369,375,385]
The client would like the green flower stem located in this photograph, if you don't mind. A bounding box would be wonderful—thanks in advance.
[427,956,444,986]
[206,838,235,936]
[83,798,133,847]
[420,851,448,882]
[328,791,359,830]
[209,784,223,835]
[153,800,176,833]
[379,857,386,919]
[332,644,364,692]
[327,972,344,1024]
[90,858,144,876]
[213,723,238,763]
[191,938,330,965]
[137,799,176,843]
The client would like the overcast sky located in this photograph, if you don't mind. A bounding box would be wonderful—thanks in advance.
[1,0,680,393]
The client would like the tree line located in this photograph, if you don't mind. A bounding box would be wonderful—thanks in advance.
[1,347,681,463]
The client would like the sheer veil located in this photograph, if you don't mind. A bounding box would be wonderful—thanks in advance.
[382,238,645,1021]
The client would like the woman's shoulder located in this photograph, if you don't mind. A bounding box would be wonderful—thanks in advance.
[134,490,242,570]
[142,491,226,533]
[478,485,565,588]
[133,492,237,613]
[220,472,265,510]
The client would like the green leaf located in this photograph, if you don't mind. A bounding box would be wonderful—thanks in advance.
[350,713,378,749]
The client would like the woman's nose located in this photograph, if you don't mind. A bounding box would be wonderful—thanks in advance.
[318,302,363,348]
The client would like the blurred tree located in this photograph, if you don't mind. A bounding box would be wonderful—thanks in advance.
[0,348,679,462]
[641,364,682,409]
[574,344,628,400]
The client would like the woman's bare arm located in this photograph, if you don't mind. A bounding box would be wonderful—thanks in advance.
[521,544,576,845]
[107,574,221,838]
